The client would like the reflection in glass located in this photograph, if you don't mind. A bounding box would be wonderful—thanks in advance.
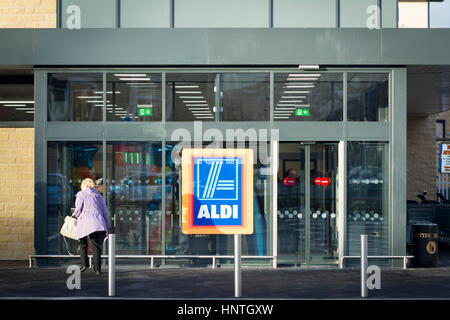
[430,0,450,28]
[398,1,428,28]
[277,143,306,265]
[347,73,389,122]
[107,142,162,255]
[309,144,337,265]
[274,73,343,121]
[47,73,103,121]
[0,82,34,121]
[347,142,388,258]
[277,143,338,266]
[47,142,103,255]
[106,73,162,121]
[220,73,269,121]
[165,142,270,266]
[166,73,216,121]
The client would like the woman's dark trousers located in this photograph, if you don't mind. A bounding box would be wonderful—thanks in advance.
[79,231,105,272]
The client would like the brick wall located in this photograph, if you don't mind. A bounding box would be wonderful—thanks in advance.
[0,0,54,260]
[407,116,437,201]
[0,128,34,259]
[0,0,56,28]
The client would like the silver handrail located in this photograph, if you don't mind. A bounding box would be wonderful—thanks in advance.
[340,255,415,270]
[28,254,276,268]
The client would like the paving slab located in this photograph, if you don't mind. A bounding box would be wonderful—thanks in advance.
[0,264,449,299]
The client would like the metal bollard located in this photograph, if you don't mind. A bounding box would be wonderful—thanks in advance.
[234,234,241,298]
[108,233,116,297]
[361,234,368,298]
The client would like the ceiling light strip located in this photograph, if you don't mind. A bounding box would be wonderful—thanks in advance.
[175,91,202,94]
[0,101,34,104]
[114,74,148,77]
[119,78,150,81]
[288,73,321,77]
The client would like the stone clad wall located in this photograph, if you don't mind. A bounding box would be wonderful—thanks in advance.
[0,128,34,259]
[406,116,437,201]
[0,0,55,260]
[0,0,56,28]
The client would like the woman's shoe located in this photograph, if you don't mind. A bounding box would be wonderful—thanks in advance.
[95,270,101,275]
[80,266,87,272]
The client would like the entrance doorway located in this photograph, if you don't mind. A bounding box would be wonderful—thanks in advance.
[277,142,339,266]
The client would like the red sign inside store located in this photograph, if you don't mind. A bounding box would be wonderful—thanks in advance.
[314,177,330,186]
[283,177,295,186]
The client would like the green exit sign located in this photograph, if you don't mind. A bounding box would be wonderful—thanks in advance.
[138,104,152,116]
[296,108,310,116]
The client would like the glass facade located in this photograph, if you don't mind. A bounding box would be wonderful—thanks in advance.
[273,0,337,28]
[120,0,170,28]
[174,0,269,28]
[61,0,117,29]
[48,73,103,121]
[166,73,216,122]
[0,82,34,121]
[430,0,450,28]
[164,142,271,266]
[106,73,162,122]
[274,73,343,121]
[39,68,397,268]
[47,141,103,255]
[347,73,389,122]
[58,0,400,29]
[398,1,428,28]
[340,0,378,28]
[346,142,389,258]
[277,143,338,266]
[106,142,163,255]
[220,73,270,121]
[166,73,269,122]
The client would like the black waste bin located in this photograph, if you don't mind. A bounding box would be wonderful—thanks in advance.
[411,223,439,267]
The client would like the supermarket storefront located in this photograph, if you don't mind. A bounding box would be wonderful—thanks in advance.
[34,66,405,267]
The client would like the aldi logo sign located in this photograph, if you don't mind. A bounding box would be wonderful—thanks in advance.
[194,157,241,225]
[182,149,253,234]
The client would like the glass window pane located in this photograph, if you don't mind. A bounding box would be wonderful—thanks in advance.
[382,0,397,28]
[340,0,377,28]
[347,142,389,258]
[165,141,271,266]
[274,0,337,27]
[106,73,162,122]
[277,143,306,265]
[120,0,170,28]
[166,73,216,122]
[274,73,343,121]
[48,73,103,121]
[61,0,116,28]
[398,2,428,28]
[174,0,269,28]
[430,0,450,28]
[347,73,389,122]
[107,142,163,255]
[0,82,34,121]
[220,73,269,121]
[47,142,103,255]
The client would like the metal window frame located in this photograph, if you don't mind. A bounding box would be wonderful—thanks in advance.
[436,119,446,141]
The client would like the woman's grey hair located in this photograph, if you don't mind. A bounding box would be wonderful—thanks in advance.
[81,178,95,190]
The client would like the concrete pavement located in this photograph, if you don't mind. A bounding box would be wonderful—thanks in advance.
[0,262,449,299]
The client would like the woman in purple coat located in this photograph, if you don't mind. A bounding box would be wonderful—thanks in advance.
[72,178,109,275]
